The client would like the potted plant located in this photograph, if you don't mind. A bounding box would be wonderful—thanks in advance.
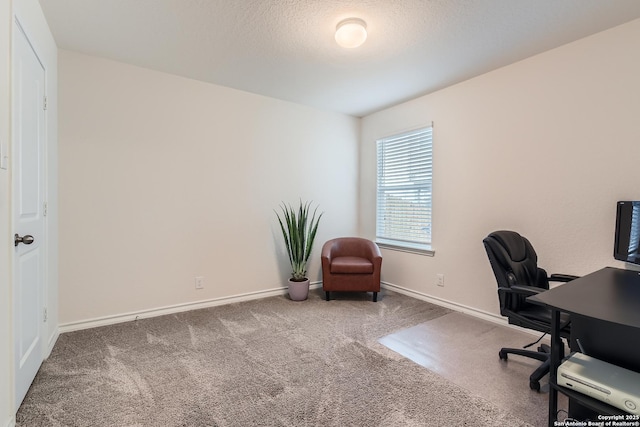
[275,200,323,301]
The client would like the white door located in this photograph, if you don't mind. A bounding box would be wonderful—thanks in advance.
[12,20,46,412]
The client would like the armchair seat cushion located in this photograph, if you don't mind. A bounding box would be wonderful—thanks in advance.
[330,256,374,274]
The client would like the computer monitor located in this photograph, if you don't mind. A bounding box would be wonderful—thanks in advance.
[614,201,640,265]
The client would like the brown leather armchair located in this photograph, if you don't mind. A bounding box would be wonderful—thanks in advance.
[321,237,382,302]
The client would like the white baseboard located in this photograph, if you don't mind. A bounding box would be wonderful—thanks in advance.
[58,280,538,339]
[5,416,15,427]
[59,282,322,333]
[381,281,543,337]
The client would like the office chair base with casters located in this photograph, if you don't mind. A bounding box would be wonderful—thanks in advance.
[498,344,554,391]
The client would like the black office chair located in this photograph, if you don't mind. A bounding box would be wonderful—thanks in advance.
[483,230,578,391]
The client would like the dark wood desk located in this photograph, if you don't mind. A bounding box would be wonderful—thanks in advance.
[529,267,640,426]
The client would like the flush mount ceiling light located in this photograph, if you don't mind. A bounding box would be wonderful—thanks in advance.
[335,18,367,48]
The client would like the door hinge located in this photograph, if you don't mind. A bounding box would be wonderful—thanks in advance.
[43,201,48,216]
[43,96,47,111]
[43,307,48,322]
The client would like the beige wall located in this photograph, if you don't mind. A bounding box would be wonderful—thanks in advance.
[58,50,360,325]
[58,18,640,326]
[360,18,640,317]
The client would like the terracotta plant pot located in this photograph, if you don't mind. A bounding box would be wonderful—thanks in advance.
[288,278,310,301]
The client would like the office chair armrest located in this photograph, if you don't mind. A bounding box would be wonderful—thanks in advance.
[498,285,543,297]
[549,274,579,283]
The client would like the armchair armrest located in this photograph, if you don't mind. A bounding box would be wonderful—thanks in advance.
[549,274,579,283]
[321,241,334,263]
[363,239,382,261]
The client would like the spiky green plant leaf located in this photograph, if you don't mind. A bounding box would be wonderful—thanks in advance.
[275,200,323,281]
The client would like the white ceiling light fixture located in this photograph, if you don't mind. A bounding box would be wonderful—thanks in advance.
[335,18,367,49]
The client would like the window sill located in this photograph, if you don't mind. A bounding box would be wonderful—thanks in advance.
[376,241,435,256]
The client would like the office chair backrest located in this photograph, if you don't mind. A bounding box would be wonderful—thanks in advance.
[483,230,549,312]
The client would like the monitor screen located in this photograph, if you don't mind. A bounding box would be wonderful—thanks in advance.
[614,201,640,265]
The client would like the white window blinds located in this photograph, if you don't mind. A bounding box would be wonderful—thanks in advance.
[376,125,432,249]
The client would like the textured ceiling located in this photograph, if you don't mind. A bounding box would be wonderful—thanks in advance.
[39,0,640,117]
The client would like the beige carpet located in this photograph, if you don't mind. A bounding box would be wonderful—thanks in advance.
[17,290,533,426]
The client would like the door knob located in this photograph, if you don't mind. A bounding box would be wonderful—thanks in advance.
[14,234,34,247]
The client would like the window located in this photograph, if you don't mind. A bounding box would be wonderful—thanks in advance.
[376,125,433,253]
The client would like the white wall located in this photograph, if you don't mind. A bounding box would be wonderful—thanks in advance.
[360,18,640,317]
[58,50,360,325]
[1,0,57,423]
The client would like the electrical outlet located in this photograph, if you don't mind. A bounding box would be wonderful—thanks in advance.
[436,274,444,287]
[195,276,204,289]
